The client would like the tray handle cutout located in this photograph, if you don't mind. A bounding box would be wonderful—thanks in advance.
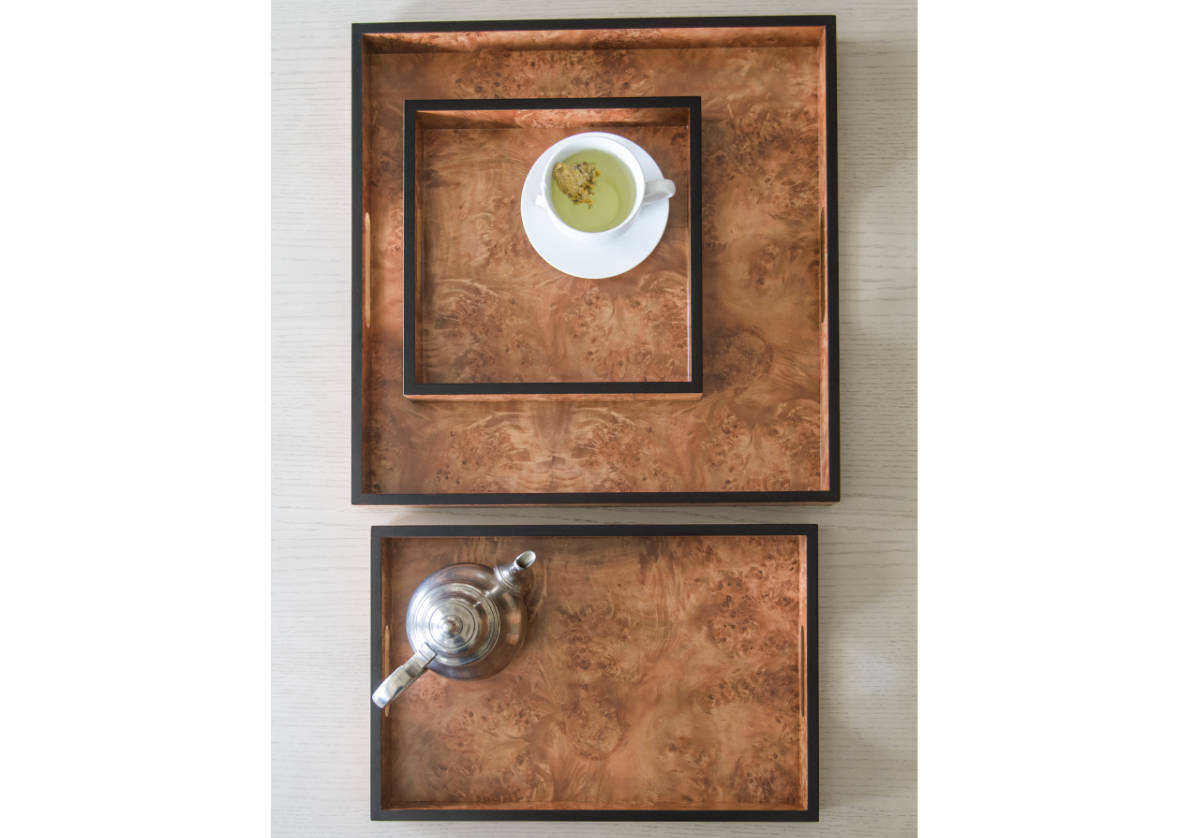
[363,212,372,329]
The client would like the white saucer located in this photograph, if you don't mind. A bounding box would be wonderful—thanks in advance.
[520,133,670,280]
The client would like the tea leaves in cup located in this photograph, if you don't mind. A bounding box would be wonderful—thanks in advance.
[550,149,636,232]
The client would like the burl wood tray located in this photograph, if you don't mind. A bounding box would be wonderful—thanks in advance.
[402,97,703,401]
[353,16,839,504]
[371,524,818,821]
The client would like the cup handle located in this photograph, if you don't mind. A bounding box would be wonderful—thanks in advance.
[643,178,676,204]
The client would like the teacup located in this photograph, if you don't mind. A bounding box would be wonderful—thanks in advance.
[534,132,675,242]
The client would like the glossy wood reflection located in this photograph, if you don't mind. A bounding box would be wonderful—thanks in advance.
[379,535,808,810]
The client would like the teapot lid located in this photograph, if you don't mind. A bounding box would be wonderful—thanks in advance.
[407,580,502,666]
[404,552,536,673]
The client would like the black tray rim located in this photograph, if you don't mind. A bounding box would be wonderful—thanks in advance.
[353,15,840,505]
[370,523,818,821]
[403,95,703,399]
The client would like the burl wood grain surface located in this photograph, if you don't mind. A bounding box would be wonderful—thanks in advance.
[361,25,830,493]
[380,535,808,810]
[412,108,693,385]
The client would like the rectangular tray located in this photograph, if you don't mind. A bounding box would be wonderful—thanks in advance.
[371,524,818,821]
[403,97,703,401]
[354,16,839,504]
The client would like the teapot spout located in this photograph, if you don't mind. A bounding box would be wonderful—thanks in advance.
[496,550,536,589]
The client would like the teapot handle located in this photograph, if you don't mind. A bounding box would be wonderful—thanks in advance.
[372,645,437,708]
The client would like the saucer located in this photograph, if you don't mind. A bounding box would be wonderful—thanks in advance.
[520,133,669,279]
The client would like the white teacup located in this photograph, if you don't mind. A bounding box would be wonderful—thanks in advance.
[534,132,675,242]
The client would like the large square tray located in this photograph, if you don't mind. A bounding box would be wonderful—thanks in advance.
[371,524,817,820]
[403,97,703,401]
[354,16,839,503]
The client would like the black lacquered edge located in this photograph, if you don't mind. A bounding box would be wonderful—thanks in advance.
[351,26,364,504]
[354,15,837,33]
[823,19,841,501]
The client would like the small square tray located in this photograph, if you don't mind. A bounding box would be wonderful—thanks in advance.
[371,524,817,821]
[402,97,702,400]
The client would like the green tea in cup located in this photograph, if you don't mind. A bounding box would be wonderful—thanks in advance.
[550,149,637,233]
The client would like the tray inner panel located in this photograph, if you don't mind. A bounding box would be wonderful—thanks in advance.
[361,25,830,494]
[379,534,808,811]
[411,106,693,385]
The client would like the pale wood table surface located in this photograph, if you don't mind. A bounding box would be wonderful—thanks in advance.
[272,1,915,835]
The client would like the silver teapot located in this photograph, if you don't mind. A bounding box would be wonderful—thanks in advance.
[372,550,537,708]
